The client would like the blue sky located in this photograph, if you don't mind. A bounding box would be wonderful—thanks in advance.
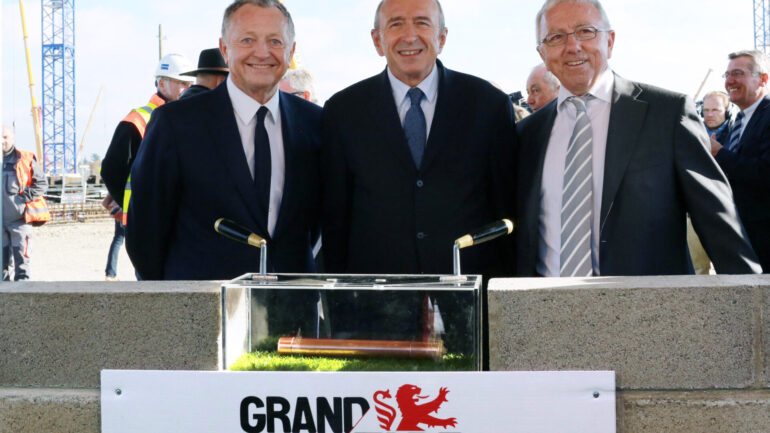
[0,0,757,160]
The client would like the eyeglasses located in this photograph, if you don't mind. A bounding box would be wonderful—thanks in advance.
[722,69,759,79]
[540,25,610,47]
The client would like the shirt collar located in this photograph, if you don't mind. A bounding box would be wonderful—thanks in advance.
[227,75,281,125]
[387,63,439,105]
[557,68,614,111]
[741,95,764,119]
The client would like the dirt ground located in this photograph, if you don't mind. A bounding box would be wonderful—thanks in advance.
[24,219,136,281]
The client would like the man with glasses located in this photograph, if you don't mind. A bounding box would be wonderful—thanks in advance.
[710,50,770,273]
[514,0,760,276]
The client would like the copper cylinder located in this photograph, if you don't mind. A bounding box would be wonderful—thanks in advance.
[277,337,446,359]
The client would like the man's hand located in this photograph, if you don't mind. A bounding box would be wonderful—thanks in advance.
[710,133,723,157]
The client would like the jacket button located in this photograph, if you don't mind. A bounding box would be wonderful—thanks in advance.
[416,180,424,188]
[417,232,426,240]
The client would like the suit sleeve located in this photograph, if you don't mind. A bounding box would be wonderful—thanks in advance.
[321,99,352,273]
[124,108,180,280]
[674,95,762,274]
[714,119,770,194]
[487,94,518,274]
[101,121,142,205]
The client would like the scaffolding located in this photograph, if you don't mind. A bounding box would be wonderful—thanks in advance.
[41,0,76,174]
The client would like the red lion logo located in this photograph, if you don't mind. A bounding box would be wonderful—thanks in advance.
[373,384,457,431]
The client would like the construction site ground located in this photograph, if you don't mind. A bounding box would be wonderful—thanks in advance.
[28,219,136,281]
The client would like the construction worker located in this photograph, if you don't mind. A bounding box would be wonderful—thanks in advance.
[100,53,194,280]
[2,125,50,281]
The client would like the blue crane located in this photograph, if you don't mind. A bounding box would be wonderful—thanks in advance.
[41,0,76,174]
[755,0,769,53]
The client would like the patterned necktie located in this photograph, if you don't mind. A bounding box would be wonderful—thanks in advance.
[254,106,271,219]
[727,111,745,152]
[404,87,427,168]
[560,95,594,277]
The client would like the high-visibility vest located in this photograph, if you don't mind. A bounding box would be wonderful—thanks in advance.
[121,94,165,225]
[14,150,51,226]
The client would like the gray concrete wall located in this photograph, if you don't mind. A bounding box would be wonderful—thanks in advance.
[3,276,770,432]
[0,281,221,433]
[489,275,770,433]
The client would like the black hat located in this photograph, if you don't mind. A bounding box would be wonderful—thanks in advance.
[181,48,229,76]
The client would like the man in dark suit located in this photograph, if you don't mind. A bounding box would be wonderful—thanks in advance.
[126,0,321,280]
[322,0,516,277]
[710,50,770,273]
[515,0,760,277]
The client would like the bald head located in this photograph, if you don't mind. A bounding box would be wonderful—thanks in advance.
[2,125,15,154]
[526,64,560,111]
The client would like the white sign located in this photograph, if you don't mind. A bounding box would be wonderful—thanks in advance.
[101,370,615,433]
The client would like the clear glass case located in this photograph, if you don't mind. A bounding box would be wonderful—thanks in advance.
[221,274,481,371]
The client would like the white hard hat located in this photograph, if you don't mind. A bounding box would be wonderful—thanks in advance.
[155,53,195,82]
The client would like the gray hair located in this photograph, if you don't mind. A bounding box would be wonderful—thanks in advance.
[531,64,561,90]
[373,0,446,32]
[221,0,295,44]
[728,50,770,75]
[535,0,611,45]
[283,68,317,102]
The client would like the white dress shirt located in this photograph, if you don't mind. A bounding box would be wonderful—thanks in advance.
[537,70,615,277]
[227,76,285,237]
[387,63,439,138]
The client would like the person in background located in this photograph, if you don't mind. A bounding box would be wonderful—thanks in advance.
[99,53,195,280]
[526,63,560,111]
[2,125,50,281]
[702,90,732,144]
[179,48,230,100]
[710,50,770,273]
[280,68,317,103]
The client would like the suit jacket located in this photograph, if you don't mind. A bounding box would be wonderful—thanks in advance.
[515,74,760,276]
[322,61,516,276]
[126,83,322,280]
[715,95,770,271]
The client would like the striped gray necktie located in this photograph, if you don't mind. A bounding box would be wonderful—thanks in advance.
[727,111,745,151]
[560,95,594,277]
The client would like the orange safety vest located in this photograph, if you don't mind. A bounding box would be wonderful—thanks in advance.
[14,150,51,226]
[121,94,165,225]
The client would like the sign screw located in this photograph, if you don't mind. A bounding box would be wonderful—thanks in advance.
[593,392,600,399]
[115,388,122,396]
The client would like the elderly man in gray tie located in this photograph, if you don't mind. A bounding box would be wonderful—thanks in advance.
[710,50,770,273]
[322,0,516,277]
[514,0,760,276]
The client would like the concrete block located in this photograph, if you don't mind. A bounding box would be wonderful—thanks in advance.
[488,275,769,389]
[764,286,770,388]
[0,388,99,433]
[0,282,221,388]
[619,391,770,433]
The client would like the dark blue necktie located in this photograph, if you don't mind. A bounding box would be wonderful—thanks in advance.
[727,111,745,152]
[404,87,426,168]
[254,106,271,219]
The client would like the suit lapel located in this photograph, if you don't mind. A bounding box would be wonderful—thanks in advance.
[272,92,297,240]
[737,96,770,153]
[210,82,268,236]
[421,61,461,173]
[601,74,647,227]
[521,100,557,257]
[368,69,419,175]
